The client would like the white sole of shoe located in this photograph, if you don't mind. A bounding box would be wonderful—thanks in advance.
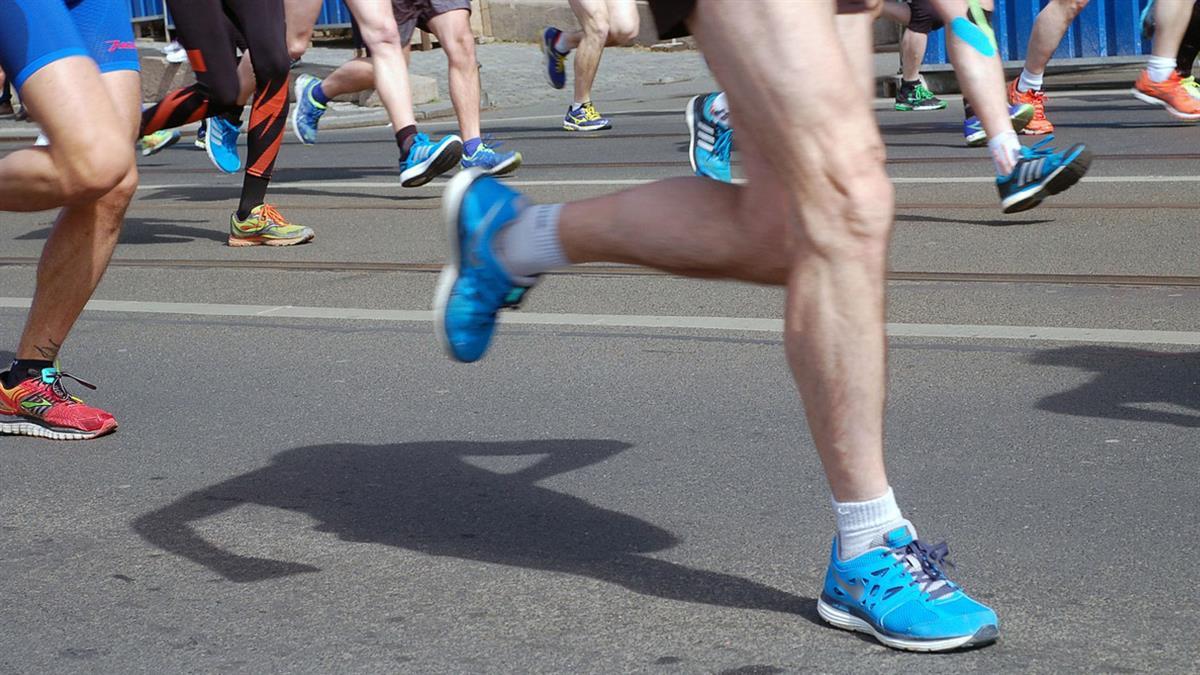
[1131,87,1200,120]
[685,95,701,175]
[0,419,114,441]
[432,168,486,361]
[817,598,998,652]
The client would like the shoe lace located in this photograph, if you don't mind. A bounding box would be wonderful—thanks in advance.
[259,203,291,226]
[37,368,97,405]
[580,102,602,121]
[891,538,957,599]
[1028,89,1048,119]
[1024,134,1061,158]
[913,84,935,101]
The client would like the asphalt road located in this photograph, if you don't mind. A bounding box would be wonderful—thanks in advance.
[1,85,1198,674]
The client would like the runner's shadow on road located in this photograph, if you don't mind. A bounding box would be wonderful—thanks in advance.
[14,218,226,245]
[132,439,817,621]
[1030,346,1200,427]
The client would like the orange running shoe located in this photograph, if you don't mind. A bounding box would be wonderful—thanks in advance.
[0,366,117,440]
[1007,79,1054,134]
[1132,69,1200,119]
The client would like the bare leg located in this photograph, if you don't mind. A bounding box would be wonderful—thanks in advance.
[0,58,131,210]
[1154,0,1194,58]
[1023,0,1089,76]
[317,57,377,98]
[900,31,929,81]
[835,0,882,102]
[568,0,611,103]
[16,70,140,361]
[929,0,1013,142]
[557,0,892,500]
[427,9,482,140]
[284,0,324,59]
[344,0,418,130]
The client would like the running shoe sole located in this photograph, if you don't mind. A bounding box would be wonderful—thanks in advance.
[685,95,703,175]
[141,132,180,156]
[1130,87,1200,120]
[562,120,612,132]
[432,168,486,359]
[0,417,117,441]
[206,129,241,174]
[1000,145,1092,214]
[817,598,999,652]
[894,101,947,111]
[540,32,566,90]
[401,138,464,187]
[227,231,315,247]
[290,76,318,145]
[480,153,522,177]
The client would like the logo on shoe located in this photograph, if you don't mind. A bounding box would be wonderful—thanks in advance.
[834,571,865,601]
[19,396,53,416]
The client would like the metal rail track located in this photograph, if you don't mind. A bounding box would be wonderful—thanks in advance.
[0,257,1196,286]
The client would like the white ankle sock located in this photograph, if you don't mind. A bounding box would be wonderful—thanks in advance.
[833,487,909,561]
[988,131,1021,175]
[1148,55,1177,83]
[708,92,730,128]
[494,203,569,280]
[553,31,572,55]
[1017,68,1044,93]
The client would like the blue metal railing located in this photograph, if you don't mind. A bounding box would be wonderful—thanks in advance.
[129,0,353,27]
[921,0,1152,64]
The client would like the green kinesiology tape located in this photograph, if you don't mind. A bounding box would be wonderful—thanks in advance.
[952,0,998,57]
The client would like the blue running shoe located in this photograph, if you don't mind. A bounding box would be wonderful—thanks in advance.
[434,169,535,363]
[291,73,327,145]
[541,27,568,90]
[400,133,463,187]
[685,93,732,182]
[818,525,999,652]
[964,103,1034,147]
[205,116,242,174]
[460,139,523,177]
[997,135,1091,213]
[563,101,611,132]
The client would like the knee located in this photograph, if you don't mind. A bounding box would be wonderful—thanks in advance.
[251,49,291,83]
[444,33,478,69]
[203,76,242,110]
[360,20,402,50]
[607,15,639,44]
[580,11,611,40]
[795,166,893,264]
[60,143,134,204]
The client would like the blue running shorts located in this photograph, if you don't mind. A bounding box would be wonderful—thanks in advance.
[0,0,138,92]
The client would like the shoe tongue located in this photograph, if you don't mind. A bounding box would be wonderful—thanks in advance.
[883,525,914,548]
[39,366,60,385]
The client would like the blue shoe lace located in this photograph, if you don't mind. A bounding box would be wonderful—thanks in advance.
[406,133,437,167]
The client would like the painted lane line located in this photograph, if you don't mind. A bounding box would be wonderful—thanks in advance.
[135,175,1200,193]
[1,298,1197,346]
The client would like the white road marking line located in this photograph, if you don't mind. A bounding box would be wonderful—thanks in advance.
[135,175,1200,192]
[1,298,1197,346]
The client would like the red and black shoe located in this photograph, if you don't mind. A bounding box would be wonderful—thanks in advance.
[0,366,117,440]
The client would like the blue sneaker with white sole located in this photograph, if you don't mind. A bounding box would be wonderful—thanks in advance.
[686,93,732,183]
[205,116,242,174]
[434,169,535,363]
[541,27,568,90]
[460,139,523,176]
[996,135,1091,213]
[818,525,999,652]
[291,73,327,145]
[563,101,611,132]
[400,133,463,187]
[964,103,1035,147]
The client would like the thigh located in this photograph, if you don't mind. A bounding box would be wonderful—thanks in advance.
[0,0,89,91]
[223,0,288,69]
[166,0,240,80]
[569,0,610,23]
[66,0,140,75]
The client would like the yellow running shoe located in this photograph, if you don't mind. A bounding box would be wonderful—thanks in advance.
[1183,75,1200,100]
[229,204,315,247]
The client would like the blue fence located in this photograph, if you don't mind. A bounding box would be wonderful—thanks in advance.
[923,0,1152,63]
[129,0,354,28]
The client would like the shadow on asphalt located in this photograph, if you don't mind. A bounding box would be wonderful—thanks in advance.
[1031,346,1200,427]
[132,439,818,622]
[14,217,226,245]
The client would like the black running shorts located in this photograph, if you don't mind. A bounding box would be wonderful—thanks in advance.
[648,0,695,40]
[906,0,944,35]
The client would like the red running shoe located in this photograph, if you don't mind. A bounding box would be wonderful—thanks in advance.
[0,366,117,440]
